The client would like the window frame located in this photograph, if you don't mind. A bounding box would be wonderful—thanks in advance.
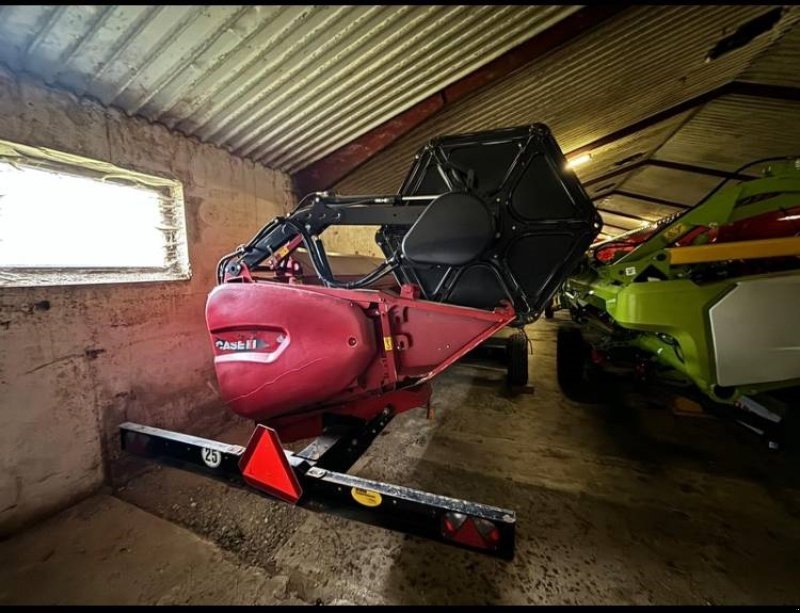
[0,138,191,288]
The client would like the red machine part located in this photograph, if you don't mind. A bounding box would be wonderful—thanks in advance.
[266,386,433,442]
[674,205,800,246]
[207,283,378,420]
[593,226,658,263]
[593,205,800,263]
[206,280,514,441]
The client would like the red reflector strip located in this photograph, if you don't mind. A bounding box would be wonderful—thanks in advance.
[239,425,303,504]
[441,513,500,551]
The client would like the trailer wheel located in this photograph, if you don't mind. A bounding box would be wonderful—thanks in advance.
[556,326,602,403]
[506,331,529,387]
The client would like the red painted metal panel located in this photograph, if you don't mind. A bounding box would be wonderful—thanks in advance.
[206,282,378,421]
[206,281,514,430]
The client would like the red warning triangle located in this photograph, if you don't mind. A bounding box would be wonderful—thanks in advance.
[239,425,303,503]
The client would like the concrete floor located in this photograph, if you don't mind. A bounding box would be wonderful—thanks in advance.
[2,314,800,604]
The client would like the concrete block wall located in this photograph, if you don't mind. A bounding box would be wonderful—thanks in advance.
[0,66,295,535]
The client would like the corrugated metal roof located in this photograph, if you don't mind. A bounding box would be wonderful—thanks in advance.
[598,209,644,232]
[335,5,786,196]
[0,4,578,172]
[576,113,690,186]
[618,165,721,208]
[595,193,683,223]
[574,117,692,222]
[584,171,635,202]
[652,94,800,173]
[739,8,800,87]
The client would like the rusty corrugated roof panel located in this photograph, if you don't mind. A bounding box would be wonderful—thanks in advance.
[0,5,579,172]
[335,5,787,196]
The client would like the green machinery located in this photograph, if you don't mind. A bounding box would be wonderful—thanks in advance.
[557,158,800,442]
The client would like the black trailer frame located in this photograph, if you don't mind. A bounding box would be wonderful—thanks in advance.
[119,409,516,560]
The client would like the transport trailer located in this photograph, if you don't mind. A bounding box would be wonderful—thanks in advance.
[120,411,517,559]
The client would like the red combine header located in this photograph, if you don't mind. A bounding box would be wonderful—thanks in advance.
[121,124,601,558]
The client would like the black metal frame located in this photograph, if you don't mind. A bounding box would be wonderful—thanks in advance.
[119,412,516,559]
[384,125,600,321]
[218,124,601,325]
[218,193,432,290]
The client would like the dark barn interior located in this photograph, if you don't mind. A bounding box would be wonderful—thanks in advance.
[0,5,799,605]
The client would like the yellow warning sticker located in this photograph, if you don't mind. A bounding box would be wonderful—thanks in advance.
[383,336,393,351]
[662,223,686,243]
[351,487,382,507]
[277,245,290,258]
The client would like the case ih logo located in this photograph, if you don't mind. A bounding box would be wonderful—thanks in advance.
[215,338,266,352]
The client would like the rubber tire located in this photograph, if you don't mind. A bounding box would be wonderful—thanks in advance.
[506,331,529,387]
[556,326,602,403]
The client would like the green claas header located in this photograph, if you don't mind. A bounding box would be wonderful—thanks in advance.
[556,157,800,443]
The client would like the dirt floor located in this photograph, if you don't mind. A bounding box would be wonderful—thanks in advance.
[2,313,800,605]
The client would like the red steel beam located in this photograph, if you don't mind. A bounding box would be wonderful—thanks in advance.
[293,5,631,196]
